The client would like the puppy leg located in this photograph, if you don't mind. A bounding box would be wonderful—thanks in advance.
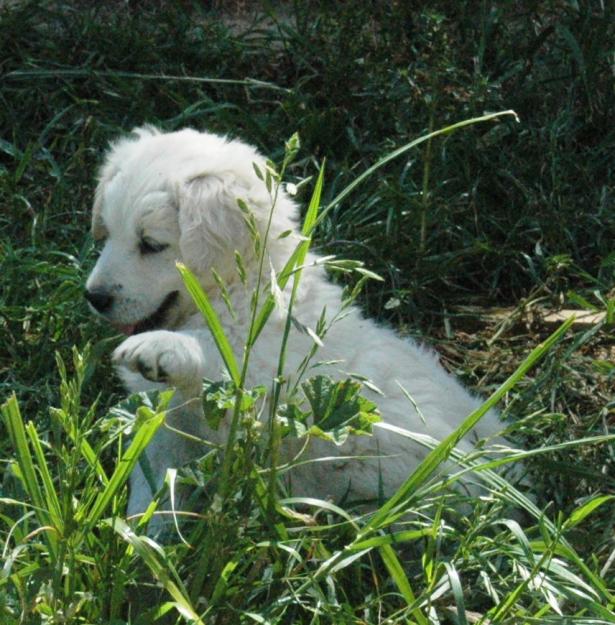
[114,332,209,526]
[126,389,206,531]
[113,330,206,392]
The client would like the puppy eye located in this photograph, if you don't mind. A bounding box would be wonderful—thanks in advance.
[139,237,169,255]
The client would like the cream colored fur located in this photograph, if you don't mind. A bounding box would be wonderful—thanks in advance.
[86,126,504,519]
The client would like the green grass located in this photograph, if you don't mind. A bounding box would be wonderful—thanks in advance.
[1,1,614,623]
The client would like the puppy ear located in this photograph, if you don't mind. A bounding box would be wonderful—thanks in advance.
[91,161,118,240]
[176,173,249,278]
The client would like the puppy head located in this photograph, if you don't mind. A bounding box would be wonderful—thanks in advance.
[85,126,297,335]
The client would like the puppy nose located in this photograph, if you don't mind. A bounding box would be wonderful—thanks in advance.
[85,289,113,313]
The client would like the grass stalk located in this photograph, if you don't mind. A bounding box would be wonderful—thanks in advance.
[419,111,435,253]
[266,161,326,516]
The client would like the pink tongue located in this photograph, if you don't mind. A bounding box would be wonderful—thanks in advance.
[114,323,137,336]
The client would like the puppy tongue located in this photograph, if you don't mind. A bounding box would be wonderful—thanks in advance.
[114,323,136,336]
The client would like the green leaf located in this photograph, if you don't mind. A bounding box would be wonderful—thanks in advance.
[565,495,615,530]
[276,402,309,438]
[211,267,236,319]
[203,381,266,430]
[279,376,380,445]
[303,376,380,431]
[284,132,301,163]
[252,162,263,180]
[351,528,434,550]
[234,250,247,285]
[211,558,240,604]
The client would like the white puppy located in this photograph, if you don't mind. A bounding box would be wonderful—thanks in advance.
[86,126,504,518]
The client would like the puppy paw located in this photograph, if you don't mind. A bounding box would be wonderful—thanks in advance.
[113,330,205,389]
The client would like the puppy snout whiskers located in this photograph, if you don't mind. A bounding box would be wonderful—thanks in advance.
[85,288,114,313]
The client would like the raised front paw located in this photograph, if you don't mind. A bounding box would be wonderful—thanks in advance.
[113,330,206,389]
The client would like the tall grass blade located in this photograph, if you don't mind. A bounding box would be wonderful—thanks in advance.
[443,562,468,625]
[351,528,434,550]
[177,262,241,386]
[486,540,561,624]
[363,317,574,533]
[289,159,326,298]
[314,110,519,230]
[109,518,206,625]
[549,544,615,606]
[380,544,429,625]
[84,410,165,528]
[279,496,358,528]
[5,68,289,92]
[25,422,63,533]
[1,394,58,558]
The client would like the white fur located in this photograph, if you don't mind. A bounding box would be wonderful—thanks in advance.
[86,126,504,518]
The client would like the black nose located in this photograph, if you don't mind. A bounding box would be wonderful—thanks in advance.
[85,289,113,313]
